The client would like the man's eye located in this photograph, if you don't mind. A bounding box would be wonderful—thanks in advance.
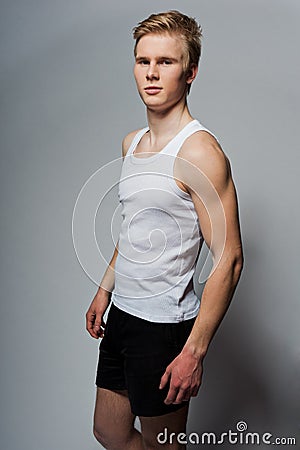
[161,60,172,65]
[139,60,149,65]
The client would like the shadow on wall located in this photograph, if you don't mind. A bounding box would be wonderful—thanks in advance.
[188,242,299,449]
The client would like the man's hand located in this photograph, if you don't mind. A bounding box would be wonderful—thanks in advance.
[85,290,111,339]
[159,348,204,404]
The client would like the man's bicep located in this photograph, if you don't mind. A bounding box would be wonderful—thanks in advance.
[190,177,242,263]
[176,134,242,261]
[190,181,227,261]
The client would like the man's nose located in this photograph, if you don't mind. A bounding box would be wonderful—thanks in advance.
[146,63,159,80]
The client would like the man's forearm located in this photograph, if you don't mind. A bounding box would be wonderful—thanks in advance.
[95,240,119,298]
[86,241,119,338]
[183,251,243,360]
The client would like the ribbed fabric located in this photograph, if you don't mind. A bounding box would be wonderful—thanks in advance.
[111,119,218,322]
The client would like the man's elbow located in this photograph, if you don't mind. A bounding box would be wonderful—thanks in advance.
[213,246,244,281]
[232,248,244,282]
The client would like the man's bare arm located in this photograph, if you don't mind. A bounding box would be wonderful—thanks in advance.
[85,241,119,339]
[160,131,244,404]
[85,131,140,339]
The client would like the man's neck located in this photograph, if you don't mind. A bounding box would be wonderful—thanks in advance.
[146,102,194,144]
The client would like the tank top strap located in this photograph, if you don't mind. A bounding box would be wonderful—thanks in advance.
[126,127,149,156]
[164,119,219,157]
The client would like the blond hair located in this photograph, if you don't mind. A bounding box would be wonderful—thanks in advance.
[133,10,202,74]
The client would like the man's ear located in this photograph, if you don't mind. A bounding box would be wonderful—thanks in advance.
[186,64,198,85]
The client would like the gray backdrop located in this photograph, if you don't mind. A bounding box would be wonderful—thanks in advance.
[1,0,299,449]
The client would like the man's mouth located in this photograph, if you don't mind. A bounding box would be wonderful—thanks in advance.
[144,86,162,94]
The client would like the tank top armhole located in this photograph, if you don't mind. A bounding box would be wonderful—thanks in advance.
[176,123,220,157]
[125,127,149,157]
[168,121,220,199]
[166,120,220,160]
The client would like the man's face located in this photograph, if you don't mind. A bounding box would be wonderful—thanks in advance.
[133,32,191,112]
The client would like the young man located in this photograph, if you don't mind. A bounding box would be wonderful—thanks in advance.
[86,10,243,450]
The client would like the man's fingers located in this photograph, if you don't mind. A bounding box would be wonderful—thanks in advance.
[173,387,191,404]
[93,320,101,331]
[98,319,106,338]
[191,384,200,397]
[87,327,99,339]
[86,312,95,331]
[86,310,104,339]
[159,368,170,390]
[164,384,178,405]
[85,293,110,339]
[87,323,99,338]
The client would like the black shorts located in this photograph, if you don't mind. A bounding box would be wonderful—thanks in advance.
[95,302,196,417]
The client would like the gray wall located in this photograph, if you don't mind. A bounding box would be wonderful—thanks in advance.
[1,1,299,449]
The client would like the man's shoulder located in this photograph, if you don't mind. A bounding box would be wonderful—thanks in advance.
[179,129,222,160]
[179,129,229,170]
[178,129,232,189]
[122,128,144,158]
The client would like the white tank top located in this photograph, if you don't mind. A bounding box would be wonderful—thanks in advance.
[111,119,218,322]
